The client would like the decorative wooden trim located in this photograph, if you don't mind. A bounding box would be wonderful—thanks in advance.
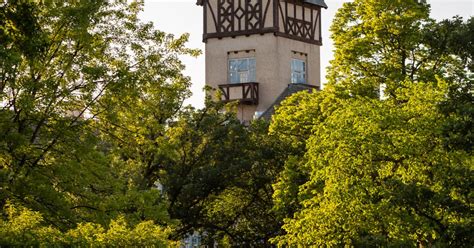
[202,0,323,45]
[218,82,259,105]
[275,31,322,45]
[203,0,207,35]
[284,1,288,32]
[204,27,277,40]
[206,0,218,33]
[262,0,271,28]
[276,0,322,44]
[318,7,322,44]
[310,3,314,37]
[302,2,305,24]
[273,0,279,30]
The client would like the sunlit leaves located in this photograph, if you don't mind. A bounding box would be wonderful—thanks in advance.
[271,82,472,247]
[327,0,470,99]
[0,0,196,244]
[0,203,176,247]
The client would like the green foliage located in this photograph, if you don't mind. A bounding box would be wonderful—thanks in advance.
[2,0,471,247]
[270,90,342,218]
[270,2,472,246]
[439,83,474,153]
[156,98,288,246]
[1,0,286,246]
[0,0,196,245]
[271,81,473,247]
[0,202,176,247]
[327,0,471,98]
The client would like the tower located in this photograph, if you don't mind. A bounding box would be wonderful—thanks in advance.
[197,0,327,122]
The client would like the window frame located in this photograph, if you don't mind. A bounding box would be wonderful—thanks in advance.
[228,57,256,84]
[291,58,307,84]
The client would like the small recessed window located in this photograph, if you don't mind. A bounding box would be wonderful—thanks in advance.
[229,58,256,83]
[291,59,306,84]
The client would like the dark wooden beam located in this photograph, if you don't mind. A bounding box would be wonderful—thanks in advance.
[201,0,323,45]
[218,82,259,105]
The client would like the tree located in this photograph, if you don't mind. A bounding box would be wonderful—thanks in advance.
[269,89,338,217]
[433,17,474,153]
[327,0,471,98]
[271,82,472,247]
[0,0,196,243]
[157,98,288,246]
[269,0,473,246]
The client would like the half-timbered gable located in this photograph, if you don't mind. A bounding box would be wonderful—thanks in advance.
[276,0,323,44]
[197,0,326,45]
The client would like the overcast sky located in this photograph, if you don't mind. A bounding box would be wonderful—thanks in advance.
[139,0,473,108]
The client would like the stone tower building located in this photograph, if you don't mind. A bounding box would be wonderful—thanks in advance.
[197,0,327,122]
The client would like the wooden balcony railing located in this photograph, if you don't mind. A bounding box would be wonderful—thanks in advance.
[218,82,259,105]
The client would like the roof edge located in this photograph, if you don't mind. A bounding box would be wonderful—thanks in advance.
[198,0,327,8]
[259,84,319,120]
[303,0,328,9]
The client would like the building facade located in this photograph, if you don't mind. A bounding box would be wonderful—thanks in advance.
[197,0,327,122]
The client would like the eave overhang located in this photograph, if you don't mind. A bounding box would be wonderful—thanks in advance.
[303,0,328,9]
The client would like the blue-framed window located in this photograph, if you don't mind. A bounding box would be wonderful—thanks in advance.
[229,58,256,83]
[291,59,306,84]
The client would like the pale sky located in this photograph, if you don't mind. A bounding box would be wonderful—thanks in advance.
[140,0,473,108]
